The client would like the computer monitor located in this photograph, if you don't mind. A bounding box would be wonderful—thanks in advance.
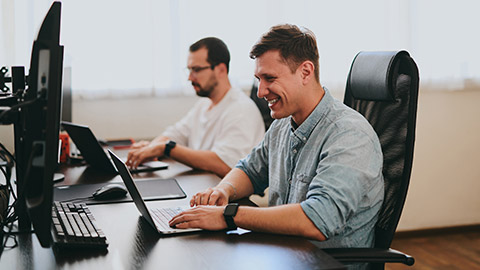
[14,1,64,248]
[61,66,72,123]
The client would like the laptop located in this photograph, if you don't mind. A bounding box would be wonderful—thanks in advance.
[108,150,202,235]
[62,121,168,174]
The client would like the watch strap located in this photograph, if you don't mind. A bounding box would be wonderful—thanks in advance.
[164,140,176,157]
[223,203,239,230]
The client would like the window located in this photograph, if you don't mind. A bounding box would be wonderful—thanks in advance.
[1,0,479,98]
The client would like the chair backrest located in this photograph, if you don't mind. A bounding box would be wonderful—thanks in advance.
[343,51,419,249]
[250,81,274,131]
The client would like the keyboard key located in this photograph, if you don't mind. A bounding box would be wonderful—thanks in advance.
[51,201,108,249]
[151,207,184,231]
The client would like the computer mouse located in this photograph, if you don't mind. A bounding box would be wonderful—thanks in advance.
[92,183,128,200]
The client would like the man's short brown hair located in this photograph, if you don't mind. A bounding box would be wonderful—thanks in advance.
[250,24,320,82]
[190,37,230,73]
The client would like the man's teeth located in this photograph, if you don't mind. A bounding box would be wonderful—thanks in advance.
[267,98,279,105]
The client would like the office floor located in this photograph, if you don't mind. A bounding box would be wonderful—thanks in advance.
[386,229,480,270]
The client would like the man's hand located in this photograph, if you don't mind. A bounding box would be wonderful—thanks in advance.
[126,142,165,169]
[130,140,149,150]
[190,187,229,207]
[169,206,227,231]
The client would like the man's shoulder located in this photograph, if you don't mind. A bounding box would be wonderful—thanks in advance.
[263,118,290,138]
[228,88,253,102]
[224,88,261,110]
[322,100,380,147]
[188,97,212,113]
[340,106,374,131]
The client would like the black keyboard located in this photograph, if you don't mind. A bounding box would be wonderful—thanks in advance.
[51,201,108,249]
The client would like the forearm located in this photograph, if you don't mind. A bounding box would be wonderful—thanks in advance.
[217,168,255,201]
[151,135,169,144]
[234,204,327,241]
[169,144,231,178]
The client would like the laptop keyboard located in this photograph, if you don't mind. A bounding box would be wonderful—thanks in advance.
[51,201,108,249]
[150,207,184,232]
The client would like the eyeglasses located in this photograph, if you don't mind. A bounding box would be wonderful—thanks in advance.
[185,65,213,76]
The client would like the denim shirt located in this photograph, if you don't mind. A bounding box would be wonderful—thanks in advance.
[236,89,384,248]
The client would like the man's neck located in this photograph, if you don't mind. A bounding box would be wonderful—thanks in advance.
[292,84,325,126]
[209,81,231,106]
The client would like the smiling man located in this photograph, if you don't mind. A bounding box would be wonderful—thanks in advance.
[169,25,384,251]
[126,37,265,177]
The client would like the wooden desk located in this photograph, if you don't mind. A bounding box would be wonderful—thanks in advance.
[1,159,345,270]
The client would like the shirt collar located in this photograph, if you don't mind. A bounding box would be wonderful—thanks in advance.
[208,87,234,112]
[290,87,333,142]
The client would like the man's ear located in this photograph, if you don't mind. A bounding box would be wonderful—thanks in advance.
[215,63,228,75]
[299,61,315,84]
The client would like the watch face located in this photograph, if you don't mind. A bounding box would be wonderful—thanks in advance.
[224,204,238,216]
[165,140,176,156]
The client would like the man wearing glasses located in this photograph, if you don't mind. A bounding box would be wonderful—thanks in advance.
[126,37,265,177]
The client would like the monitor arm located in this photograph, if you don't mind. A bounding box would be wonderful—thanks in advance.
[0,66,29,124]
[1,66,28,94]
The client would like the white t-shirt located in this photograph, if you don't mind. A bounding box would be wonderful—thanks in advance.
[162,88,265,168]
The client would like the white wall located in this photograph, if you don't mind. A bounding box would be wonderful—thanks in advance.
[72,95,197,141]
[1,88,479,231]
[396,88,480,231]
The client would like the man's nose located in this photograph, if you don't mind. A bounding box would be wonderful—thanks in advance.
[188,72,195,81]
[257,81,268,98]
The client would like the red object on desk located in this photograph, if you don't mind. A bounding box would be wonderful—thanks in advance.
[59,132,70,163]
[107,138,135,150]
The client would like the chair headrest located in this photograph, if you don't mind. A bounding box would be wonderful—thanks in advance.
[347,51,411,101]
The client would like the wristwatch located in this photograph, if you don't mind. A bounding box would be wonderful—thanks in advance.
[223,203,239,230]
[164,140,176,157]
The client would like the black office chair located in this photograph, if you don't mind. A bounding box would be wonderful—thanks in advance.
[324,51,419,269]
[249,81,274,131]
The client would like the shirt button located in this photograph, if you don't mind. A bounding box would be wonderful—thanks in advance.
[303,137,307,141]
[293,149,297,153]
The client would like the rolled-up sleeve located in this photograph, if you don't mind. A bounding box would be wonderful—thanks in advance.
[236,130,271,196]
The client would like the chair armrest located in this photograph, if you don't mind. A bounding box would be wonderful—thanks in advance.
[323,248,415,266]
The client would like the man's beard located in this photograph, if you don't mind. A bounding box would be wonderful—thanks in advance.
[193,76,218,98]
[196,87,213,97]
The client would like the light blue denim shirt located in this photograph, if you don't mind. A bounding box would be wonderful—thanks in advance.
[236,89,384,248]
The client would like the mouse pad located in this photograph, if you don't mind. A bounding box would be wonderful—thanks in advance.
[54,178,186,205]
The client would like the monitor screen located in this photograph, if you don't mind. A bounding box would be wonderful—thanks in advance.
[15,1,64,248]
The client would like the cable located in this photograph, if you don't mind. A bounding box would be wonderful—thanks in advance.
[60,196,94,203]
[0,145,14,202]
[0,143,42,254]
[0,98,37,122]
[0,147,13,223]
[0,163,10,185]
[1,217,19,255]
[3,143,42,224]
[0,144,16,223]
[0,146,15,256]
[0,143,16,164]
